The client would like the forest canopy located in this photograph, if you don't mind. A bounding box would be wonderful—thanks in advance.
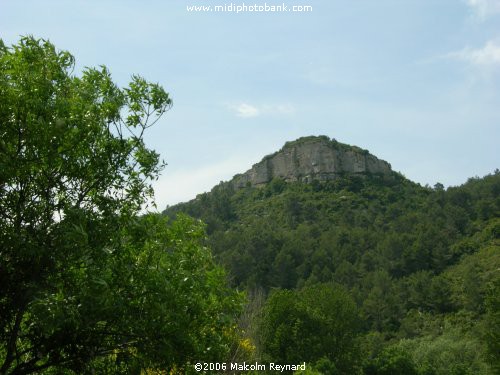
[167,168,500,374]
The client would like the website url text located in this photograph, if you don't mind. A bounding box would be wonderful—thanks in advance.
[186,3,313,13]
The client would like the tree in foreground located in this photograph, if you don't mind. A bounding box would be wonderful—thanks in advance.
[0,36,242,374]
[258,283,361,374]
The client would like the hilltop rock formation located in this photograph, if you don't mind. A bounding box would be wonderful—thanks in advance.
[232,136,392,188]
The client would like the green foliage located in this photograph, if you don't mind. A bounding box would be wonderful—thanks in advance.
[0,36,242,374]
[398,322,492,375]
[258,284,361,374]
[166,165,500,373]
[483,276,500,372]
[365,345,419,375]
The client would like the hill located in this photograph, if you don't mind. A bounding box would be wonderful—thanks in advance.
[164,136,500,373]
[231,135,391,188]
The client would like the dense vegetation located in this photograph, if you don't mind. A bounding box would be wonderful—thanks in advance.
[166,162,500,374]
[0,37,242,374]
[1,36,498,374]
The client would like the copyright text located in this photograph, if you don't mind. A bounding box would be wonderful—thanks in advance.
[194,361,307,372]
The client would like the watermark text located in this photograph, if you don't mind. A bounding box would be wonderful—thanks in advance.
[186,3,313,13]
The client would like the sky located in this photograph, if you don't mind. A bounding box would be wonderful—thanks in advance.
[1,0,499,209]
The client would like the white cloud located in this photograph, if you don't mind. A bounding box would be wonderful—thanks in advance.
[450,40,500,66]
[466,0,500,18]
[234,103,260,118]
[228,102,296,118]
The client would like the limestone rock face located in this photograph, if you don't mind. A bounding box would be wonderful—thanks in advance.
[232,136,392,188]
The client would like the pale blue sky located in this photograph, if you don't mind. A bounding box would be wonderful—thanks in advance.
[1,0,499,209]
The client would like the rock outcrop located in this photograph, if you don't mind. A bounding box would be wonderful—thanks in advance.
[232,136,392,188]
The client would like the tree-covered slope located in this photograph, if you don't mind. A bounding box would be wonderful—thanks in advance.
[166,165,498,289]
[165,138,500,373]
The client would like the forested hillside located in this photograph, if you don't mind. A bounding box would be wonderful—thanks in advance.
[165,139,500,374]
[2,36,498,375]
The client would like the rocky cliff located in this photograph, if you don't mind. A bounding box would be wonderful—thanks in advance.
[232,136,392,188]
